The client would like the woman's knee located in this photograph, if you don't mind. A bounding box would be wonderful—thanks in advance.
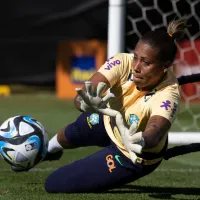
[44,165,84,193]
[45,176,55,193]
[56,124,77,149]
[45,169,67,193]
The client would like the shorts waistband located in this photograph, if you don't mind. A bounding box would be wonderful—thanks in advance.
[135,156,163,165]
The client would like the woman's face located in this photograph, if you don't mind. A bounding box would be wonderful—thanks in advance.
[133,41,168,91]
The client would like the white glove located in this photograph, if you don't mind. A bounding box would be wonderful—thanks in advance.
[115,112,145,164]
[75,81,117,116]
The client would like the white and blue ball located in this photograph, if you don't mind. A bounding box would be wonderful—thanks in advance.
[0,116,48,170]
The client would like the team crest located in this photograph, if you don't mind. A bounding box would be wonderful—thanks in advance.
[89,114,99,125]
[128,114,139,126]
[87,113,99,129]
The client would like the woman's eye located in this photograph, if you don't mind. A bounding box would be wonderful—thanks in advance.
[144,61,150,66]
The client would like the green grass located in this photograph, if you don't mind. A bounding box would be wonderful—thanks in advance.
[0,92,199,200]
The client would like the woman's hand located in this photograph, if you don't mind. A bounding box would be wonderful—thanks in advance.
[75,81,116,115]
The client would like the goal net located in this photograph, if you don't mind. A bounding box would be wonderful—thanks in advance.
[126,0,200,144]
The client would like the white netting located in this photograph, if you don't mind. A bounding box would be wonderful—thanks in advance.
[126,0,200,135]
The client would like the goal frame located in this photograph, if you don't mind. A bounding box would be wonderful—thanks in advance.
[107,0,200,144]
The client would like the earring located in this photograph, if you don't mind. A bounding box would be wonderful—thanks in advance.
[164,68,168,73]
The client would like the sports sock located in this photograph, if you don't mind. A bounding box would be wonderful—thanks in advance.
[48,134,63,153]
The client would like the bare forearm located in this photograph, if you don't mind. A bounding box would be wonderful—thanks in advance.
[142,129,161,149]
[142,115,171,149]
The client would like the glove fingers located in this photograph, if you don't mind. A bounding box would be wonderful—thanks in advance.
[129,151,137,164]
[116,113,128,135]
[129,121,138,136]
[85,81,93,97]
[96,82,107,97]
[79,100,88,112]
[75,88,91,105]
[102,92,115,103]
[129,131,143,143]
[129,143,143,154]
[98,108,119,117]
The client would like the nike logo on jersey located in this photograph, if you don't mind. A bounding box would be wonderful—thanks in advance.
[115,155,123,166]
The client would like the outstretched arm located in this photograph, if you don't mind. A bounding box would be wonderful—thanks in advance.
[164,73,200,160]
[142,115,171,149]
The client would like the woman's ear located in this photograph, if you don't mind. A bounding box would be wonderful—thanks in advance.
[163,61,172,72]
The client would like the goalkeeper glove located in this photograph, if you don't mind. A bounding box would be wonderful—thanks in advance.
[75,81,117,116]
[115,112,145,163]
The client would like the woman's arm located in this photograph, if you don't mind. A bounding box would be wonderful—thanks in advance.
[142,115,171,149]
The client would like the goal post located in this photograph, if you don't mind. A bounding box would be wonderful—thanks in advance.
[107,0,200,144]
[107,0,126,58]
[169,132,200,144]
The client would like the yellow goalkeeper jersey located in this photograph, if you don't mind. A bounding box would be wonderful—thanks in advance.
[98,53,180,159]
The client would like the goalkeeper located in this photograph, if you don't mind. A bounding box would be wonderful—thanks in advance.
[44,18,187,193]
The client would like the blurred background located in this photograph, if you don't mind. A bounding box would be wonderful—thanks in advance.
[0,1,200,198]
[0,0,108,89]
[0,0,200,139]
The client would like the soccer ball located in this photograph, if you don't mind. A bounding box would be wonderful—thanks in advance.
[0,115,49,170]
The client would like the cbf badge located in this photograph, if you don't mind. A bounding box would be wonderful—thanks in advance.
[87,113,99,129]
[129,114,139,126]
[89,114,99,125]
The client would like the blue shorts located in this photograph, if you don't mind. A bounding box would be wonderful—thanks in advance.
[45,112,161,193]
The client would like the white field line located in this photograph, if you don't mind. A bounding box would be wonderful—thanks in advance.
[156,168,200,173]
[0,166,199,173]
[0,168,198,173]
[0,157,200,173]
[0,167,55,172]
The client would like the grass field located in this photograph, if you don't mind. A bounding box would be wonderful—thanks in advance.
[0,92,199,200]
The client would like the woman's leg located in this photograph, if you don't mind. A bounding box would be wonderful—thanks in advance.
[64,112,110,147]
[45,143,161,193]
[47,112,110,154]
